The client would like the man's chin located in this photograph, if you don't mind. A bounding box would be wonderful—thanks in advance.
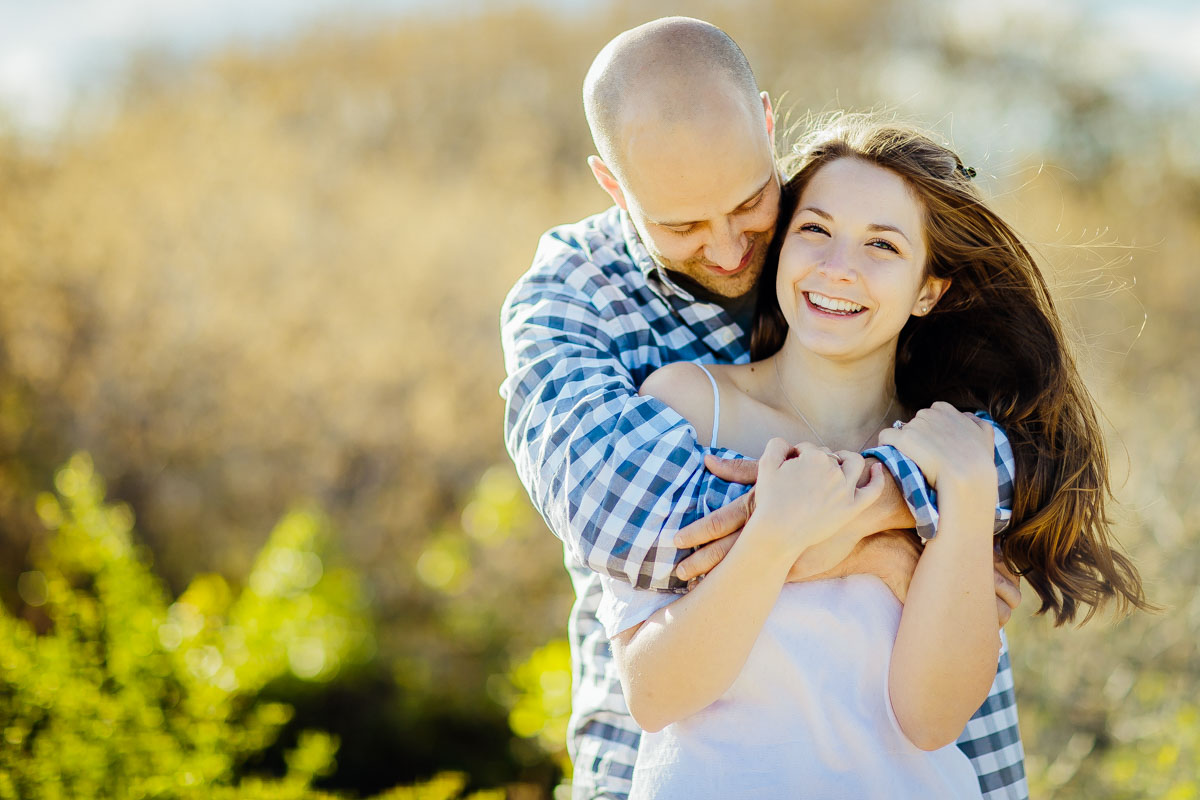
[700,256,765,299]
[654,245,766,298]
[710,276,758,299]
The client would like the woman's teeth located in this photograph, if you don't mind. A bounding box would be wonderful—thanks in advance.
[807,292,864,314]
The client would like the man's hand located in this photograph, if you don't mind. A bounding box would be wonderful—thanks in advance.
[790,529,922,602]
[672,454,756,581]
[675,451,1021,623]
[994,555,1022,627]
[786,529,1021,624]
[701,452,758,484]
[675,452,902,582]
[672,491,753,578]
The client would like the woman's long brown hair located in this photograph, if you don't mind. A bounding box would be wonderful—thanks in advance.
[752,114,1150,625]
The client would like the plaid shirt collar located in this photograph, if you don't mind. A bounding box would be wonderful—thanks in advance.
[618,208,700,305]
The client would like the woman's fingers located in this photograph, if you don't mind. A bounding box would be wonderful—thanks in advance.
[814,445,840,462]
[853,461,886,510]
[758,437,795,474]
[792,440,827,458]
[964,411,996,439]
[875,425,902,450]
[837,451,867,486]
[877,425,934,474]
[875,403,997,494]
[779,443,844,486]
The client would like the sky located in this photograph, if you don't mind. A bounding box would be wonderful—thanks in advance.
[0,0,597,133]
[1,0,1197,136]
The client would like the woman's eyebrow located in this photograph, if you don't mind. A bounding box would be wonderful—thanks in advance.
[798,206,913,245]
[867,223,912,245]
[797,206,832,221]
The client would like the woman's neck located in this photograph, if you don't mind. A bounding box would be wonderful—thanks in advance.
[769,338,900,451]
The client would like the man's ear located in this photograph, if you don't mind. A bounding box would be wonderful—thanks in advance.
[588,156,628,211]
[913,276,950,316]
[761,91,775,144]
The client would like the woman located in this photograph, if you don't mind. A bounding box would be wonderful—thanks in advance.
[597,115,1149,798]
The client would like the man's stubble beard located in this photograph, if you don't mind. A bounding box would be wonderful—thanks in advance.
[655,228,773,299]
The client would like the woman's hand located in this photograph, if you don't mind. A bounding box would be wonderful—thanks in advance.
[877,402,997,502]
[745,439,884,563]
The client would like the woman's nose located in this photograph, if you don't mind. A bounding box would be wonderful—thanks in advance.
[817,243,857,281]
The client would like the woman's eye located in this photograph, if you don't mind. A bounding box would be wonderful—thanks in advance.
[869,239,899,253]
[667,224,697,234]
[799,223,828,235]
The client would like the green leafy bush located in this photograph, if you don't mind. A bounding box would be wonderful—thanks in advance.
[505,639,571,778]
[0,453,371,799]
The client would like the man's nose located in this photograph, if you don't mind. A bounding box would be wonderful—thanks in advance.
[703,217,747,271]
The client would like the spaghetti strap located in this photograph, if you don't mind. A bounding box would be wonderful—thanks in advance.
[693,363,721,448]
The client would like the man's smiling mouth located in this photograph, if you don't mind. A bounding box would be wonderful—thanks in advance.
[706,242,757,275]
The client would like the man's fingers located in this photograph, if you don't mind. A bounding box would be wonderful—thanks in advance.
[993,562,1022,627]
[675,532,739,581]
[996,596,1013,628]
[674,491,752,548]
[994,569,1020,610]
[703,454,759,485]
[994,551,1021,585]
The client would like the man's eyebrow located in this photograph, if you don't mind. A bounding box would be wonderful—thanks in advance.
[796,206,913,245]
[652,176,773,228]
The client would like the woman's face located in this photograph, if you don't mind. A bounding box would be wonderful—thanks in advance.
[775,157,947,363]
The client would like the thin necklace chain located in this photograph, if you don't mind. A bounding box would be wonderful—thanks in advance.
[773,356,896,452]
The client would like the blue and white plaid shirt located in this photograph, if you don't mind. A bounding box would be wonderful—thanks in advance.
[500,206,1028,800]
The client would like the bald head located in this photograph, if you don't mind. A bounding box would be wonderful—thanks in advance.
[582,18,779,298]
[584,17,762,180]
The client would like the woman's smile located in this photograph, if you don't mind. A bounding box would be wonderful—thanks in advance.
[804,290,866,316]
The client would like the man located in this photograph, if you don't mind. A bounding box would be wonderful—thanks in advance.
[500,17,1028,800]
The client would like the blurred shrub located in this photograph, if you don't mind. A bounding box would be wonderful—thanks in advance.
[370,772,503,800]
[504,639,572,777]
[0,453,370,798]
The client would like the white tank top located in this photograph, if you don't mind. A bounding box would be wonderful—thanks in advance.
[693,362,721,448]
[600,361,984,799]
[618,576,983,799]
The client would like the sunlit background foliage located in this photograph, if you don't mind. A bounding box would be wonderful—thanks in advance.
[0,0,1197,796]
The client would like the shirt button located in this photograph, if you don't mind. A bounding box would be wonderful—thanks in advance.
[719,329,736,345]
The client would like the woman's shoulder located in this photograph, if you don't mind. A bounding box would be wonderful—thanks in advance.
[639,361,725,442]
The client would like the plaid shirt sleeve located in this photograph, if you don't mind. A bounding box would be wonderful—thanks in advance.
[500,240,746,593]
[863,411,1015,540]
